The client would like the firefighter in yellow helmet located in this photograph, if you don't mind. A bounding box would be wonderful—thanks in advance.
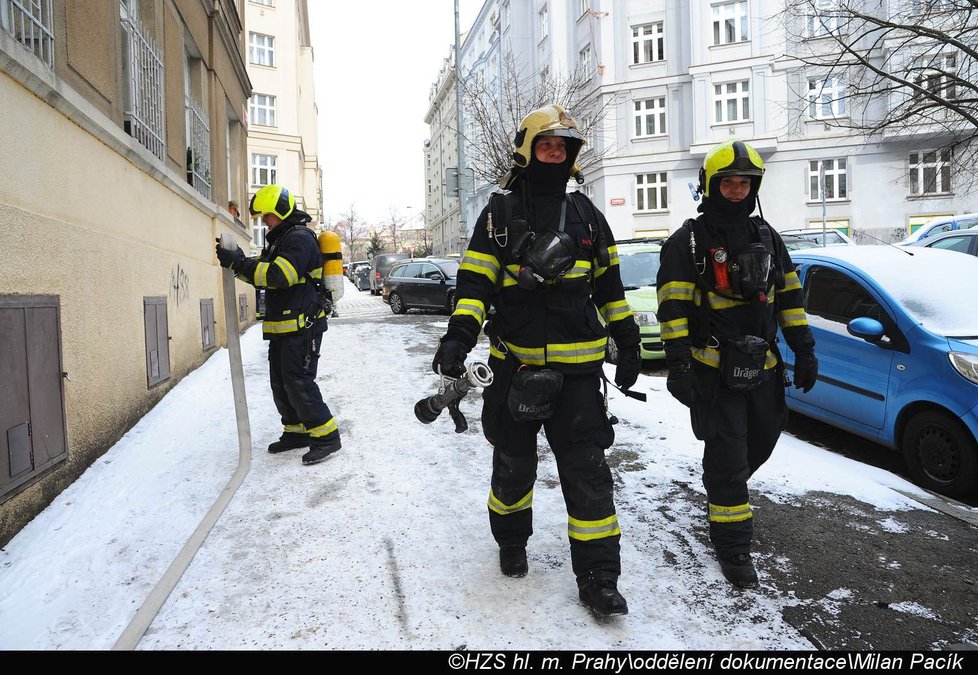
[215,184,341,465]
[655,140,818,587]
[433,104,641,617]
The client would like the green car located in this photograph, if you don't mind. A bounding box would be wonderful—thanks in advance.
[605,238,665,363]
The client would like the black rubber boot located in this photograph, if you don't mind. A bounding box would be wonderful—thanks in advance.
[717,551,759,589]
[578,577,628,617]
[301,433,341,465]
[267,432,309,454]
[499,546,528,578]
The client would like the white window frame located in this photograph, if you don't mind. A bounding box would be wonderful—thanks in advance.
[806,0,839,38]
[538,5,549,41]
[631,22,664,65]
[808,75,847,119]
[577,0,588,18]
[248,32,275,67]
[578,43,593,77]
[251,153,277,187]
[636,172,669,212]
[912,53,957,101]
[252,215,267,249]
[712,1,748,46]
[808,158,848,201]
[501,1,510,30]
[249,93,277,127]
[714,80,750,124]
[633,97,667,138]
[909,149,952,196]
[251,0,274,6]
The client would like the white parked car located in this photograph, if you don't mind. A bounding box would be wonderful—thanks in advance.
[780,227,855,247]
[900,213,978,245]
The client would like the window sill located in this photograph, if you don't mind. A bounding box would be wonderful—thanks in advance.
[632,134,668,143]
[249,63,277,70]
[805,198,850,205]
[629,60,666,69]
[907,192,955,201]
[709,40,750,50]
[634,210,670,216]
[710,120,752,128]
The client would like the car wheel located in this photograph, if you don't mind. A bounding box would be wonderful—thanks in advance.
[389,292,406,315]
[902,410,978,498]
[445,290,456,315]
[605,336,619,365]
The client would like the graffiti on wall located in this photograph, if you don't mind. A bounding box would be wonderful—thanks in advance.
[170,264,191,306]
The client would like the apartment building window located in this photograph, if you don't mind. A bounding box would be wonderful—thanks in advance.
[808,76,846,119]
[809,159,848,200]
[501,1,510,30]
[249,32,275,67]
[714,80,750,123]
[712,1,748,46]
[909,149,952,196]
[251,153,277,186]
[538,5,549,41]
[186,94,211,199]
[1,0,54,67]
[634,97,667,137]
[636,173,668,212]
[632,23,664,65]
[578,44,593,77]
[120,5,165,160]
[250,94,277,126]
[912,53,957,100]
[577,0,588,17]
[806,0,840,38]
[252,215,268,249]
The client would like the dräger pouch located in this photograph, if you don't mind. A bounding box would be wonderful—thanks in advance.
[507,367,564,421]
[719,335,769,392]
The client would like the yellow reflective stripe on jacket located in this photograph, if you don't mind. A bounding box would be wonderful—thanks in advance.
[593,245,620,280]
[460,249,500,283]
[564,259,593,280]
[701,288,776,310]
[780,307,809,328]
[255,261,271,287]
[709,502,753,523]
[500,264,520,287]
[504,342,546,366]
[546,339,607,364]
[453,298,486,324]
[307,417,338,439]
[600,299,633,323]
[658,281,695,303]
[488,488,533,515]
[660,318,688,340]
[262,316,304,334]
[781,270,802,292]
[567,514,621,541]
[692,346,778,370]
[274,257,300,286]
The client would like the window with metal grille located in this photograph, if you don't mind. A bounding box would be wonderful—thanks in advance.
[1,0,54,67]
[120,4,165,160]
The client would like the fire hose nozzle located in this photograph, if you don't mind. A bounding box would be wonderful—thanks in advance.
[415,362,494,432]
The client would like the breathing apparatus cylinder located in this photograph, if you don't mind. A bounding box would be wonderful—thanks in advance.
[318,230,344,303]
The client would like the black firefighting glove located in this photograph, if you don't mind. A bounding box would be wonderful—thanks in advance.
[666,358,693,408]
[215,239,246,271]
[432,337,468,378]
[614,344,641,391]
[792,350,818,393]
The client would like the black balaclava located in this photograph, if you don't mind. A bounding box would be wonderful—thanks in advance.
[699,175,760,230]
[521,137,581,231]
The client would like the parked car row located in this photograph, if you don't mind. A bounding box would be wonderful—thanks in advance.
[382,257,459,314]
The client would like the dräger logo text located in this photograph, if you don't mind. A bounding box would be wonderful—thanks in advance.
[733,366,760,379]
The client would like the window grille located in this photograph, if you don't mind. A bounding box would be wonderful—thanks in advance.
[122,11,166,160]
[1,0,54,67]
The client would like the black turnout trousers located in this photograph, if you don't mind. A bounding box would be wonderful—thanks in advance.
[267,326,333,433]
[481,356,620,582]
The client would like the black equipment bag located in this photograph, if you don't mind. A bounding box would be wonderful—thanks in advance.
[719,335,769,391]
[507,366,564,421]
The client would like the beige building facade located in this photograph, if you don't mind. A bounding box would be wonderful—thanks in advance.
[0,0,254,546]
[245,0,322,249]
